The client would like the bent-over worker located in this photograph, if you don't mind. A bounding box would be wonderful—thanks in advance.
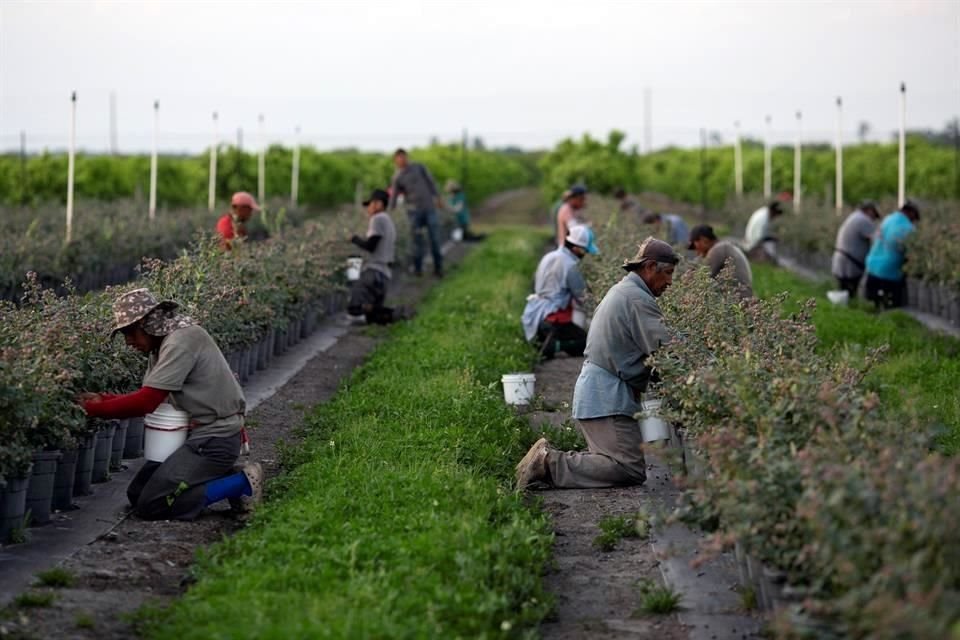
[348,188,406,324]
[743,200,784,262]
[216,191,260,250]
[864,200,920,309]
[516,238,679,490]
[521,225,597,359]
[832,201,880,298]
[688,224,753,299]
[555,185,587,248]
[643,212,690,248]
[80,289,261,520]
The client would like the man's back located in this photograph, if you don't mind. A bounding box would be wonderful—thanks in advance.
[744,207,770,250]
[706,241,753,298]
[832,210,875,278]
[364,212,396,278]
[866,212,914,281]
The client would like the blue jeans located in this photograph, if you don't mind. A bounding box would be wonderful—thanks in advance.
[408,208,443,275]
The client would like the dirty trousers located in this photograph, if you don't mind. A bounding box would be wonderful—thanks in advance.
[127,434,240,521]
[546,415,647,488]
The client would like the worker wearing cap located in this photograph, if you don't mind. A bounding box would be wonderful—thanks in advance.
[79,289,262,520]
[216,191,260,250]
[864,200,920,309]
[521,224,598,359]
[516,237,679,490]
[348,188,404,324]
[688,224,753,299]
[556,185,588,248]
[832,201,880,298]
[743,200,784,262]
[389,149,444,278]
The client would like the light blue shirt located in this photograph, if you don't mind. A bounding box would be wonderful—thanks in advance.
[664,214,689,247]
[521,247,585,341]
[865,211,915,281]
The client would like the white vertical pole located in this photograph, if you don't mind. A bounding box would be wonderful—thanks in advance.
[257,113,265,205]
[794,110,802,214]
[149,100,158,221]
[291,125,301,207]
[763,115,772,198]
[208,111,218,212]
[66,91,76,243]
[109,90,118,155]
[733,120,743,197]
[898,82,906,205]
[643,87,652,153]
[835,97,843,214]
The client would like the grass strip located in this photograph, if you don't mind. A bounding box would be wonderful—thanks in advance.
[150,228,553,639]
[753,264,960,453]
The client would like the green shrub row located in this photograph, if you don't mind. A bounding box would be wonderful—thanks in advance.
[0,209,402,484]
[581,206,959,638]
[147,229,553,639]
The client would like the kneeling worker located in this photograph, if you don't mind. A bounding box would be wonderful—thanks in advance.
[80,289,261,520]
[516,238,678,490]
[348,188,405,324]
[688,224,753,299]
[521,224,597,359]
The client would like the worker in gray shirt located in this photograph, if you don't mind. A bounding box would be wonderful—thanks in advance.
[688,224,754,299]
[516,238,678,490]
[349,188,406,324]
[388,148,444,277]
[832,201,880,297]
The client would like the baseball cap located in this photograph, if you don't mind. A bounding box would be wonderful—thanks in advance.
[566,224,600,255]
[687,224,717,250]
[568,185,587,197]
[231,192,260,211]
[622,236,680,270]
[363,188,390,207]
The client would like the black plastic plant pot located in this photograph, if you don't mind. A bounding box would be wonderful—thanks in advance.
[110,420,129,471]
[53,447,79,510]
[73,435,96,497]
[124,417,145,459]
[92,422,117,483]
[25,450,62,526]
[0,469,32,544]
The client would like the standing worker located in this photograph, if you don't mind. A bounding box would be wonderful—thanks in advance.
[864,200,920,309]
[555,185,588,248]
[831,201,880,298]
[743,200,785,262]
[348,188,406,324]
[516,238,679,490]
[643,212,690,248]
[389,149,444,278]
[216,191,260,250]
[445,179,484,242]
[688,224,753,299]
[79,289,261,520]
[521,225,597,359]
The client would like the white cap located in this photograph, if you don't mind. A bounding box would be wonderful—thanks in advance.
[565,224,591,249]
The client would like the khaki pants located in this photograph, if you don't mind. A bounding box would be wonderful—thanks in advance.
[546,415,647,488]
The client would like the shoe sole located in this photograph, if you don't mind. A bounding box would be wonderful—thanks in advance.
[515,438,548,490]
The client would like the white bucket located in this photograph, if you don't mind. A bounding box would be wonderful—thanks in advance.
[451,227,464,242]
[502,373,536,406]
[346,257,363,281]
[572,308,587,329]
[144,403,189,462]
[826,289,849,306]
[640,398,671,443]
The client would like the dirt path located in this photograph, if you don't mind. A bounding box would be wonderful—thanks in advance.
[0,232,476,640]
[527,355,689,640]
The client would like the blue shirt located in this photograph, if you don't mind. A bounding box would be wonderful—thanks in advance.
[521,247,585,341]
[865,211,915,282]
[664,214,689,247]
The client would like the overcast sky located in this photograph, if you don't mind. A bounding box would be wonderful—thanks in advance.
[2,0,959,153]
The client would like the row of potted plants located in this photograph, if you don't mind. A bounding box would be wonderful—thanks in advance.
[0,208,414,544]
[582,205,958,637]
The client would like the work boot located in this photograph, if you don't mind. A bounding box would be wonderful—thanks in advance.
[230,461,263,514]
[515,438,550,491]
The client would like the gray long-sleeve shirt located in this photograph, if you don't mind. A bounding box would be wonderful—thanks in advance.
[832,209,876,279]
[572,272,670,419]
[389,162,438,211]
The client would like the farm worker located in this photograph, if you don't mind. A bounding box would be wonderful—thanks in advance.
[743,200,785,262]
[550,189,573,226]
[79,289,262,520]
[614,187,640,213]
[347,188,405,324]
[521,224,598,359]
[556,185,588,248]
[445,179,485,242]
[688,224,754,299]
[389,149,444,278]
[216,191,260,250]
[864,200,920,309]
[643,212,690,248]
[516,237,679,490]
[831,201,880,298]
